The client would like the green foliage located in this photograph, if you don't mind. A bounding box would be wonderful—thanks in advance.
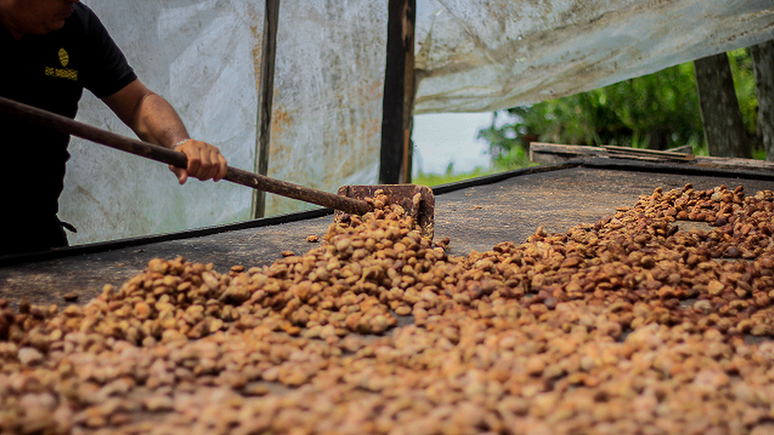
[728,48,759,136]
[479,49,761,167]
[413,166,492,187]
[476,119,541,171]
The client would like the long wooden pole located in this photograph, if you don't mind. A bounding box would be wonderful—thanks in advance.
[380,0,416,184]
[0,96,372,215]
[252,0,281,218]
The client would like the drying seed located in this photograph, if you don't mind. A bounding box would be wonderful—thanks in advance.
[1,185,774,434]
[63,292,79,302]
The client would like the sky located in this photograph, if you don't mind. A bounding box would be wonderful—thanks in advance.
[412,112,494,176]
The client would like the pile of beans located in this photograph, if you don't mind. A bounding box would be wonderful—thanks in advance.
[2,184,774,435]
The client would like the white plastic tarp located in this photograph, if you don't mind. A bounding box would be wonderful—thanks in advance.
[414,0,774,113]
[61,0,774,245]
[63,0,386,245]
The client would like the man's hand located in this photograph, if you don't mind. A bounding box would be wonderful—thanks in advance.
[171,139,228,185]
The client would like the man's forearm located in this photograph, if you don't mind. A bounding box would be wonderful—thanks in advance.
[103,79,190,149]
[129,92,190,149]
[103,78,228,183]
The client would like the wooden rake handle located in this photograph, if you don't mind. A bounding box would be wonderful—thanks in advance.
[0,96,372,215]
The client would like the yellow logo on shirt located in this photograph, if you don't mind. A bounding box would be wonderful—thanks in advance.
[58,48,69,67]
[45,47,78,81]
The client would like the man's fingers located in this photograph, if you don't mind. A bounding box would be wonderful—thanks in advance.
[169,165,188,185]
[206,147,226,181]
[173,139,227,182]
[186,150,202,180]
[215,154,228,182]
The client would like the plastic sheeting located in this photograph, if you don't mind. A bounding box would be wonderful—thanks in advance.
[262,2,387,216]
[62,0,386,245]
[414,0,774,113]
[60,0,773,245]
[62,0,261,245]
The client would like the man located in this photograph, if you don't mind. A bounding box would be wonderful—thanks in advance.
[0,0,228,255]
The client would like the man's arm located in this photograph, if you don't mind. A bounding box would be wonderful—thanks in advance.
[102,79,228,184]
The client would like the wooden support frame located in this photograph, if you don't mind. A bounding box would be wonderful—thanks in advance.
[694,53,751,159]
[530,142,774,172]
[251,0,281,219]
[252,0,415,215]
[380,0,416,184]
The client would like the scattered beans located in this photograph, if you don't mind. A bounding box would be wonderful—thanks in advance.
[1,185,774,434]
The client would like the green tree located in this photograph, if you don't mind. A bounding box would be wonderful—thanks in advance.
[480,49,760,169]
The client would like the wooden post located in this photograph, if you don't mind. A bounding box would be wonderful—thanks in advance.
[380,0,416,184]
[252,0,280,219]
[751,40,774,161]
[694,52,751,158]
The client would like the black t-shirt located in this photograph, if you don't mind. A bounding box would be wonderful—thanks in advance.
[0,3,137,226]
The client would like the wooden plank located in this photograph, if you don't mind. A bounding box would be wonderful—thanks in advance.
[693,155,774,172]
[380,0,416,184]
[252,0,281,219]
[666,144,693,154]
[531,142,774,172]
[530,143,605,163]
[531,142,694,162]
[602,145,695,161]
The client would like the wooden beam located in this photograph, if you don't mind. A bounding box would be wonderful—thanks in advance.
[751,39,774,161]
[529,143,606,164]
[252,0,280,219]
[602,145,695,161]
[380,0,416,184]
[530,142,774,172]
[694,52,752,158]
